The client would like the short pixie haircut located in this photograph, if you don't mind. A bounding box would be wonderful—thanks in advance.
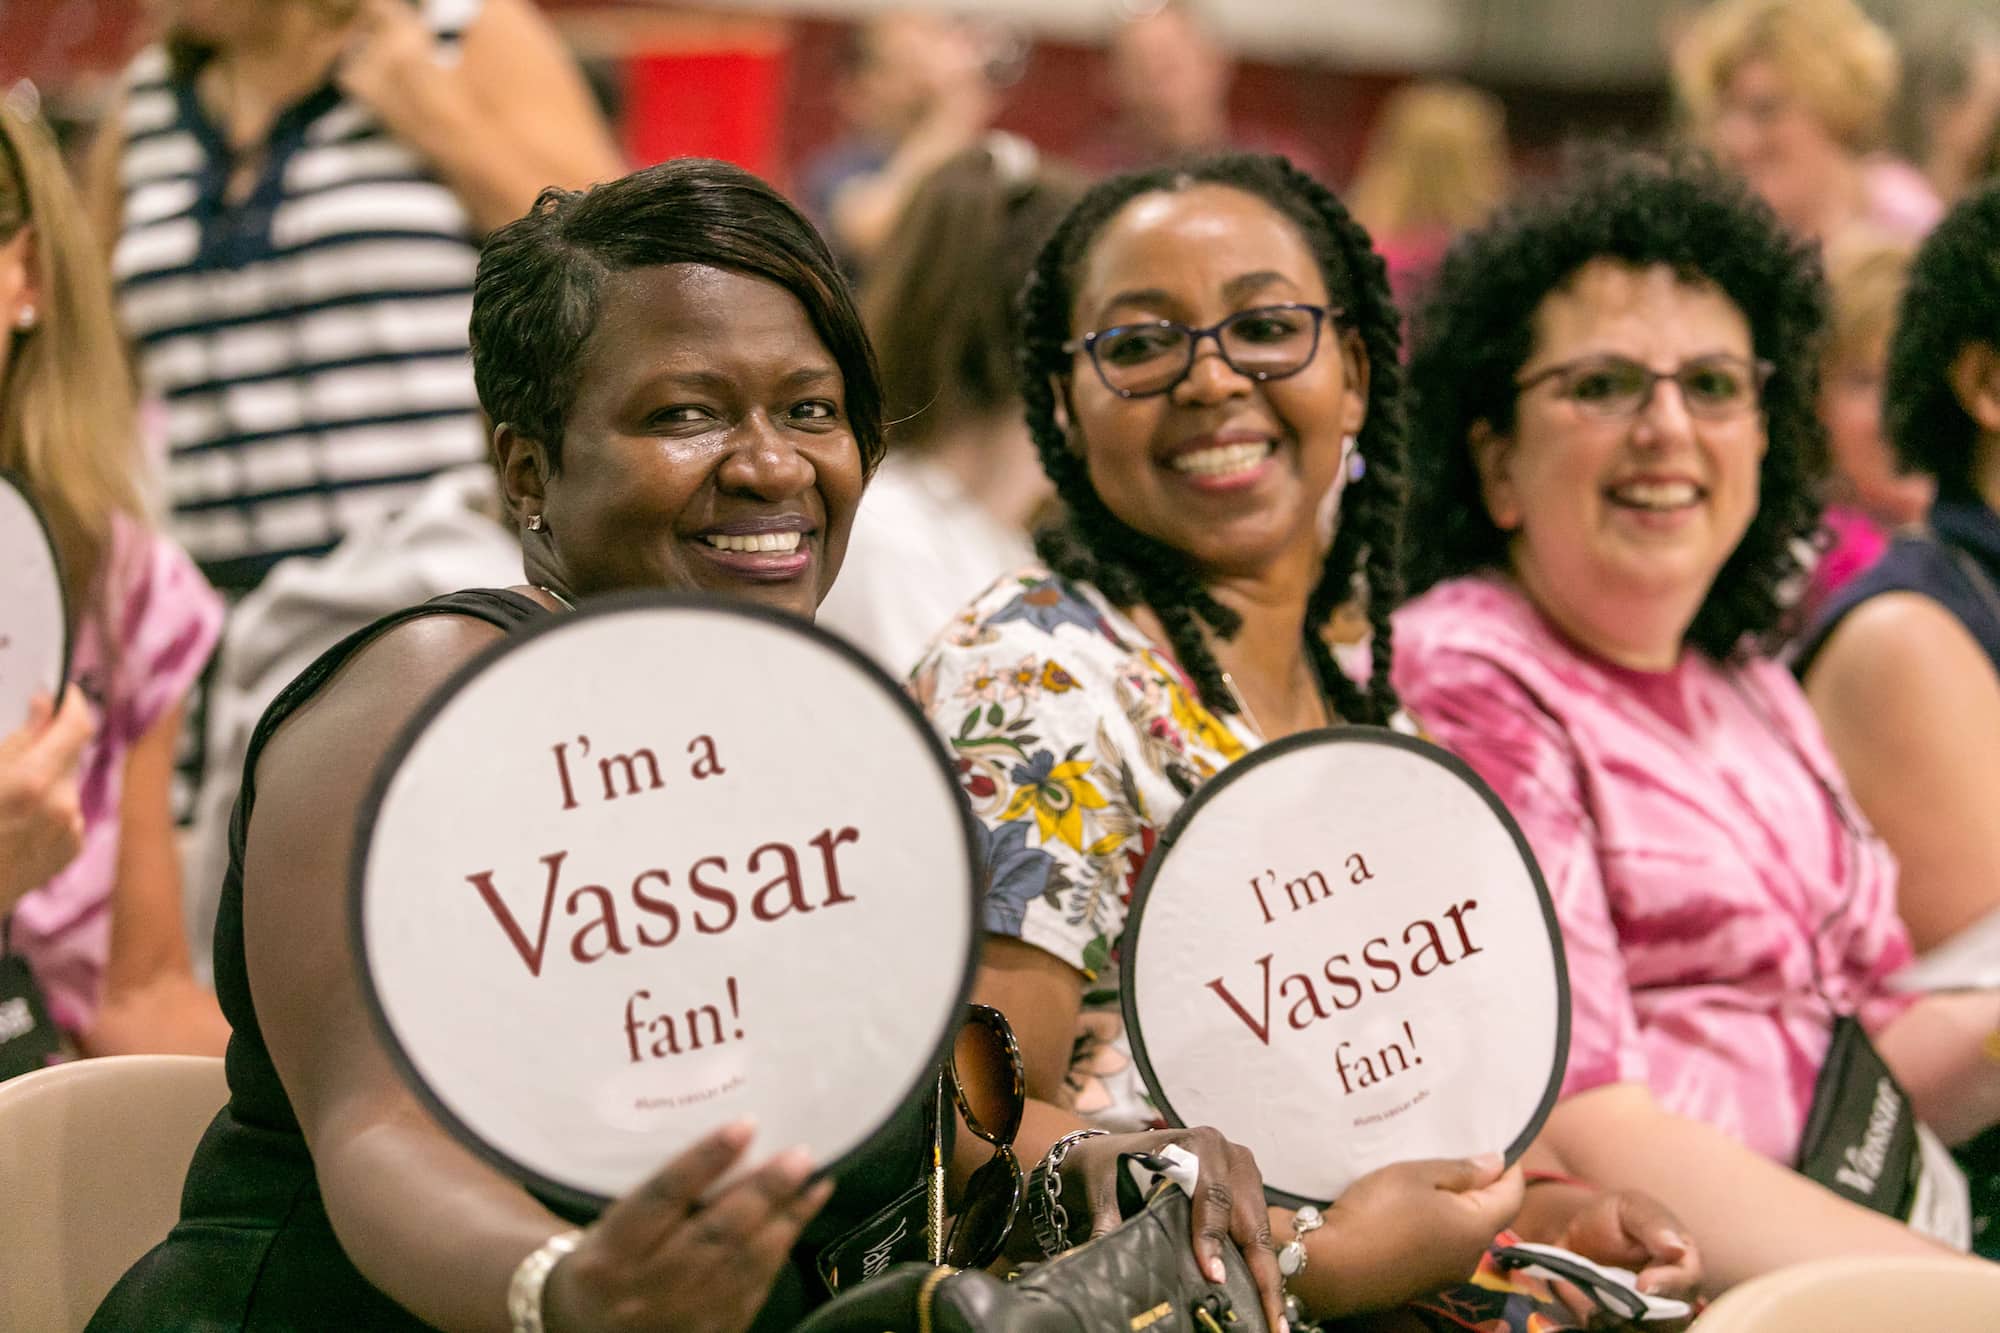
[1885,181,2000,496]
[470,157,885,473]
[1403,152,1827,661]
[1675,0,1901,151]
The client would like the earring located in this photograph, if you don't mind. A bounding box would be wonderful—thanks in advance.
[13,304,36,332]
[1340,434,1365,483]
[526,514,544,532]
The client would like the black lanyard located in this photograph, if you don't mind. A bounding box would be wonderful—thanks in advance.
[1723,672,1874,1016]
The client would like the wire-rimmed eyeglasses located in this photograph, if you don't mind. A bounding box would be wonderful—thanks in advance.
[1515,352,1775,421]
[1063,303,1336,399]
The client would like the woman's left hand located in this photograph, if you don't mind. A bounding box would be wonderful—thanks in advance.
[1060,1126,1287,1332]
[1549,1188,1699,1327]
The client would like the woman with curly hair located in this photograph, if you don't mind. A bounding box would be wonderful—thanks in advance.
[1394,151,2000,1275]
[1798,184,2000,973]
[910,153,1702,1322]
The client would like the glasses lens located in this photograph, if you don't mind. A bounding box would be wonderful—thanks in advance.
[1219,306,1319,377]
[1678,357,1756,416]
[953,1006,1025,1144]
[945,1147,1024,1269]
[1564,358,1652,415]
[1094,322,1191,395]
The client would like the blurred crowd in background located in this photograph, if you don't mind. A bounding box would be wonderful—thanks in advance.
[11,3,2000,1328]
[2,0,1999,1103]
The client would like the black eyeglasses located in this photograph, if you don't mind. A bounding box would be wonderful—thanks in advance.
[942,1003,1026,1269]
[1063,303,1335,399]
[1515,353,1774,422]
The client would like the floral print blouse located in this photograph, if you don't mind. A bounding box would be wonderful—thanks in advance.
[910,566,1259,1130]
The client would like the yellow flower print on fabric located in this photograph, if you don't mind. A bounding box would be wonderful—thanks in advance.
[1039,659,1080,693]
[1156,663,1247,761]
[1001,748,1109,853]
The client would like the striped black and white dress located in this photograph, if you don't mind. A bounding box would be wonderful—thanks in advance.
[111,0,489,596]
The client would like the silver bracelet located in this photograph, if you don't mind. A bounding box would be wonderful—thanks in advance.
[1278,1204,1326,1328]
[508,1228,584,1333]
[1027,1128,1109,1258]
[1276,1203,1324,1279]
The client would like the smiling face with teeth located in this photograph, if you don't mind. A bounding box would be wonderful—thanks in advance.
[503,263,864,621]
[1060,185,1368,584]
[1474,260,1769,668]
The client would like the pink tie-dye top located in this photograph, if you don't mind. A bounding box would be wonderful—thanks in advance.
[1392,575,1916,1163]
[7,514,222,1036]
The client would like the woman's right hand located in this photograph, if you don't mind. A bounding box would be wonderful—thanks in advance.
[1059,1125,1287,1332]
[0,687,93,911]
[542,1120,834,1333]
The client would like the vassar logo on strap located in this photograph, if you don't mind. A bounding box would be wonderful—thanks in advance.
[1798,1014,1970,1248]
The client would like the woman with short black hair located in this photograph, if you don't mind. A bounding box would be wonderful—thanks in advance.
[95,154,1280,1333]
[94,155,876,1333]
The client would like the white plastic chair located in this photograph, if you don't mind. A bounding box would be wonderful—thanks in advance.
[0,1055,227,1331]
[1691,1253,2000,1330]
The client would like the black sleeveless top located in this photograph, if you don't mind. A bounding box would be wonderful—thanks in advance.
[92,590,925,1330]
[1795,497,2000,680]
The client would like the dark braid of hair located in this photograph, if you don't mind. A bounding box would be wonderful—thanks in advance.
[1016,154,1407,726]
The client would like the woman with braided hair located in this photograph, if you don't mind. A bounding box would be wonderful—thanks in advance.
[911,154,1697,1324]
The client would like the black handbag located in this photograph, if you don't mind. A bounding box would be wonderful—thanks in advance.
[796,1180,1269,1333]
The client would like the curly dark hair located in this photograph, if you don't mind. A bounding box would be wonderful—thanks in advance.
[1016,153,1408,727]
[1402,151,1826,660]
[471,158,884,474]
[1885,180,2000,497]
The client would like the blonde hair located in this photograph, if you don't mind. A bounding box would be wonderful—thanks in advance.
[1821,228,1914,367]
[0,101,145,615]
[1675,0,1902,150]
[1347,80,1510,239]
